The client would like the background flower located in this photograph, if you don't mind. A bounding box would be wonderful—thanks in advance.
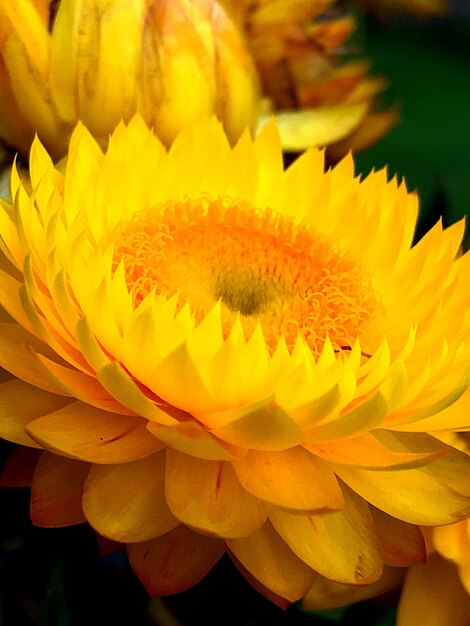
[0,0,261,160]
[220,0,398,154]
[0,116,470,611]
[0,0,394,162]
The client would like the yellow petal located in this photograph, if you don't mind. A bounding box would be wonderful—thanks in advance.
[127,525,225,595]
[165,449,266,538]
[147,419,244,461]
[26,402,164,463]
[270,487,383,584]
[398,555,470,626]
[232,447,344,511]
[82,451,178,542]
[336,462,470,525]
[227,521,317,602]
[0,379,70,447]
[210,398,301,450]
[97,361,178,425]
[303,565,404,611]
[31,452,89,527]
[370,506,426,566]
[262,103,369,151]
[309,431,442,470]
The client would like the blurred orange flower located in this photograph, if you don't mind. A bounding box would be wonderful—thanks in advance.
[220,0,398,155]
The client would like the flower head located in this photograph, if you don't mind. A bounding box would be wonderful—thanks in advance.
[0,0,394,161]
[1,117,470,604]
[0,0,260,159]
[219,0,398,154]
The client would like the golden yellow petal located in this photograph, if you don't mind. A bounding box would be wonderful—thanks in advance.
[26,402,164,463]
[127,525,225,596]
[264,103,369,151]
[270,487,383,585]
[31,452,89,527]
[165,449,266,538]
[370,506,426,567]
[398,555,470,626]
[82,451,178,542]
[227,521,317,602]
[303,566,404,611]
[233,447,344,511]
[0,378,70,447]
[147,419,244,462]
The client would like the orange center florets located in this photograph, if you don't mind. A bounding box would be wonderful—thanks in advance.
[112,197,378,356]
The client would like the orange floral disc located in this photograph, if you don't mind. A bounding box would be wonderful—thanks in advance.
[112,196,380,356]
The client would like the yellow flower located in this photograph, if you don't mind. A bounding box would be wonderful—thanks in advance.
[0,0,260,160]
[0,0,395,162]
[394,420,470,626]
[219,0,398,155]
[1,117,470,604]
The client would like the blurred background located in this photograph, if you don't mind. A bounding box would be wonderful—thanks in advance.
[0,2,470,625]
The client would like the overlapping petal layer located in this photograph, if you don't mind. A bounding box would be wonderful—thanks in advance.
[1,117,470,603]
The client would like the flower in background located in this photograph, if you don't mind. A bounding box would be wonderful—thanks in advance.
[1,117,470,604]
[396,421,470,626]
[0,0,395,162]
[219,0,398,155]
[0,0,261,160]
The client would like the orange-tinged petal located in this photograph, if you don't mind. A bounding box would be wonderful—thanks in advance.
[232,447,344,511]
[309,431,442,470]
[82,451,178,542]
[33,351,131,414]
[147,419,244,461]
[0,446,42,487]
[0,379,71,448]
[270,487,383,585]
[336,463,470,526]
[0,322,68,395]
[398,555,470,626]
[370,506,426,567]
[303,565,404,611]
[165,449,266,538]
[26,402,164,463]
[30,452,89,527]
[433,521,470,563]
[127,525,225,596]
[227,521,317,602]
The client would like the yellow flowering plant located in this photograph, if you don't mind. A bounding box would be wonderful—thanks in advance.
[0,0,394,161]
[1,117,470,604]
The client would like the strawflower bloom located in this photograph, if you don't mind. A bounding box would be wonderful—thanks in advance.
[0,0,261,160]
[219,0,398,155]
[1,117,470,604]
[0,0,394,162]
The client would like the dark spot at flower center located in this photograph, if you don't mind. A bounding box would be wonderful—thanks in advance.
[213,272,281,317]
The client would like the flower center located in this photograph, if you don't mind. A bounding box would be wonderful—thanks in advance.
[112,197,379,356]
